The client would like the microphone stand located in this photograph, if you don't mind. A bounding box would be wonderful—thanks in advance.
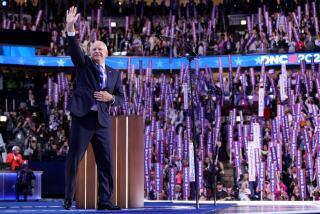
[177,38,200,210]
[179,38,218,208]
[213,145,219,207]
[160,35,217,210]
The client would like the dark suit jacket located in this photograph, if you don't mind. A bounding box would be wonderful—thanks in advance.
[67,36,124,127]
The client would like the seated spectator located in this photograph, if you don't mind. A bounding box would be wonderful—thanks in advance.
[216,181,227,200]
[304,32,315,52]
[290,186,300,201]
[239,181,251,201]
[264,181,274,200]
[275,181,289,201]
[199,192,207,201]
[312,188,320,200]
[225,187,235,201]
[287,41,296,53]
[295,38,305,52]
[6,146,23,171]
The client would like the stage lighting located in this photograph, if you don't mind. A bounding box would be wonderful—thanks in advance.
[1,0,8,7]
[111,22,117,27]
[0,116,7,122]
[240,20,247,25]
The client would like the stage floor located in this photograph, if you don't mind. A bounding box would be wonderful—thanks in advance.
[213,201,320,214]
[0,200,230,213]
[0,200,320,213]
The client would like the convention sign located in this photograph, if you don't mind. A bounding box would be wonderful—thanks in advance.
[2,52,320,69]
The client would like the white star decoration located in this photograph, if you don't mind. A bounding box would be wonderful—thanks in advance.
[18,58,25,64]
[255,56,262,65]
[57,59,65,67]
[235,57,243,66]
[38,58,45,66]
[0,55,275,69]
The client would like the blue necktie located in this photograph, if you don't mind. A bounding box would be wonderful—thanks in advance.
[98,64,105,89]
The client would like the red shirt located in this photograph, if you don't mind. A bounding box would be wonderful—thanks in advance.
[295,41,305,51]
[6,153,23,171]
[176,173,182,185]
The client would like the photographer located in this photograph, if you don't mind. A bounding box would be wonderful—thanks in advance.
[58,140,69,157]
[23,136,34,160]
[36,123,47,145]
[11,119,28,149]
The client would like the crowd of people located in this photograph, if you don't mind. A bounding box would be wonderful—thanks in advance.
[1,0,320,202]
[1,58,320,201]
[1,86,70,167]
[1,0,320,56]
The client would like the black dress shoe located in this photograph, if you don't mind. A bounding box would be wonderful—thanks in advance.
[63,199,72,210]
[97,203,121,210]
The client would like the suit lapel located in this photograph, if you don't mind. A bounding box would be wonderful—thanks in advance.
[105,65,114,89]
[92,62,100,87]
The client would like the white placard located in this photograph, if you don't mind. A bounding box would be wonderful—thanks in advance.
[279,74,287,101]
[248,141,256,181]
[253,123,261,149]
[281,63,286,73]
[183,83,189,110]
[189,142,195,182]
[258,87,265,117]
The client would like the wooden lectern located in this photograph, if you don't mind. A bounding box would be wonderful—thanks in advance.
[75,116,144,209]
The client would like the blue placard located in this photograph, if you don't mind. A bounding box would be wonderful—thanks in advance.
[0,52,319,69]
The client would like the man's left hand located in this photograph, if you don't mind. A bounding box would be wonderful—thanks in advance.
[94,91,114,103]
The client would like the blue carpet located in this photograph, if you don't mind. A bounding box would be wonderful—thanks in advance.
[0,199,233,213]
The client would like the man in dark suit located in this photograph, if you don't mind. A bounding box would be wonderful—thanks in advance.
[64,6,124,210]
[16,163,35,202]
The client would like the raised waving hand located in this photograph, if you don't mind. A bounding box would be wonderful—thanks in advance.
[66,6,80,32]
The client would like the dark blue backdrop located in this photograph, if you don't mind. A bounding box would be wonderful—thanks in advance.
[29,158,65,197]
